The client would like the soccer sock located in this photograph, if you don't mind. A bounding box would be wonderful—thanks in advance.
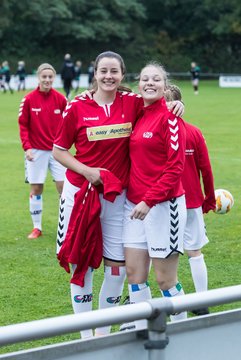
[128,282,152,329]
[29,194,42,230]
[95,265,126,336]
[70,267,94,339]
[189,254,208,292]
[161,283,187,322]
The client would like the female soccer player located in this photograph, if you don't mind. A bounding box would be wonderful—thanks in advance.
[122,62,187,328]
[165,84,216,316]
[1,61,14,93]
[18,63,67,239]
[53,51,184,338]
[15,61,26,91]
[190,62,201,95]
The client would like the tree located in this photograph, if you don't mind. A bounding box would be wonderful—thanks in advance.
[1,0,241,73]
[140,0,241,72]
[0,0,146,72]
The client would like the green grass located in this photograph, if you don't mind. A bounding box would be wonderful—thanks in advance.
[0,81,241,353]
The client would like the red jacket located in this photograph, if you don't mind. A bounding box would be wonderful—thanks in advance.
[18,87,67,151]
[57,170,122,287]
[182,122,215,213]
[127,97,186,207]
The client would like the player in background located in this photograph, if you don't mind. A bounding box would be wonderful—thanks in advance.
[1,61,14,94]
[15,61,26,91]
[73,60,82,93]
[190,62,201,95]
[87,60,94,89]
[53,51,185,339]
[60,53,75,99]
[18,63,67,239]
[0,65,5,91]
[165,84,216,315]
[122,63,187,330]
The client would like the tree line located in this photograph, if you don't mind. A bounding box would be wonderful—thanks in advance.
[0,0,241,74]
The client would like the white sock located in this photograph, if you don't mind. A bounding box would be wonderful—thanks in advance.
[129,282,152,329]
[189,254,208,292]
[29,194,42,230]
[71,267,94,339]
[161,283,187,322]
[95,265,126,336]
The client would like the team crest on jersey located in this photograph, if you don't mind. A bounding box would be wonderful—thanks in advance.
[54,109,61,114]
[87,122,132,141]
[143,132,153,138]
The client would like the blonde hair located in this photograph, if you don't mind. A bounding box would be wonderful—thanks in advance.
[140,61,169,88]
[165,84,182,102]
[37,63,56,76]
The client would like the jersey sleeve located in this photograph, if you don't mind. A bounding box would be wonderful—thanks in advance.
[142,114,186,207]
[54,101,79,150]
[60,96,68,113]
[197,130,216,213]
[18,96,32,151]
[134,95,144,126]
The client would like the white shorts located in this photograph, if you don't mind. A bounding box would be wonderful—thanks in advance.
[56,177,126,262]
[183,207,209,250]
[192,78,199,86]
[122,195,187,258]
[25,149,66,184]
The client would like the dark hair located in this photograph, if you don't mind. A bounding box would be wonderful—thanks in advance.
[94,51,126,75]
[92,51,132,93]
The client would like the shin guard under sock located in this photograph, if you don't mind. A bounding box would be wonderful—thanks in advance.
[95,265,126,336]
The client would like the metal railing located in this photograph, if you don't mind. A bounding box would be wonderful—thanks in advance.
[1,284,241,347]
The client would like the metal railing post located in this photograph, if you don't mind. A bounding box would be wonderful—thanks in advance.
[145,311,168,360]
[143,298,174,360]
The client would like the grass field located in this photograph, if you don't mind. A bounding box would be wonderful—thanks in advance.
[0,81,241,354]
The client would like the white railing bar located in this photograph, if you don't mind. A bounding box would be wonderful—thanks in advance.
[1,284,241,346]
[150,284,241,314]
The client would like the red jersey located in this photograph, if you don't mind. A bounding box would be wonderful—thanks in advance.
[182,122,215,212]
[18,87,67,151]
[54,91,143,188]
[127,97,186,207]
